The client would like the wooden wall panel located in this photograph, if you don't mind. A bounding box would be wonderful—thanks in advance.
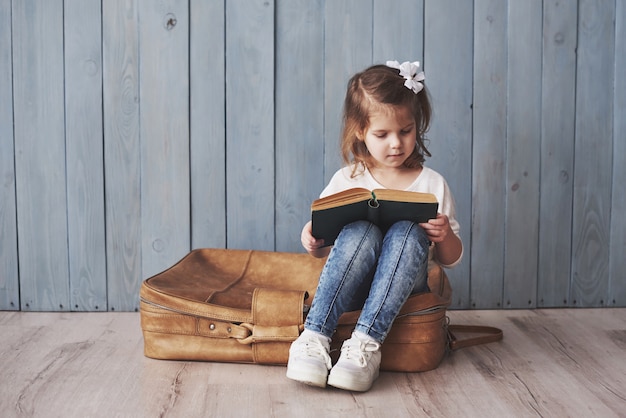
[103,0,142,312]
[138,0,191,279]
[190,0,226,250]
[64,0,107,311]
[0,0,18,310]
[275,0,325,252]
[611,0,626,307]
[572,0,614,307]
[323,0,373,184]
[538,0,577,307]
[13,0,70,311]
[471,0,508,309]
[225,0,275,250]
[4,1,626,310]
[372,0,423,64]
[504,1,542,309]
[424,0,474,308]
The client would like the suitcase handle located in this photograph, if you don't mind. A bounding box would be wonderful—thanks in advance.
[238,323,304,345]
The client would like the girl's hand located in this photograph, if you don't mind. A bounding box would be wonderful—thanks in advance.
[301,221,330,258]
[419,213,451,243]
[420,213,462,266]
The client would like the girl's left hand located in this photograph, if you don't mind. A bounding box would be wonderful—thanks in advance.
[420,213,463,266]
[419,213,451,244]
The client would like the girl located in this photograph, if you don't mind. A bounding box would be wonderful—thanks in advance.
[286,61,463,392]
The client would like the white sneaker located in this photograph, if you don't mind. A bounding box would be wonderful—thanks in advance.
[327,332,381,392]
[286,330,332,388]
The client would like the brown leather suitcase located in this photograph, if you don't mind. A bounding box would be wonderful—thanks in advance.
[140,248,500,372]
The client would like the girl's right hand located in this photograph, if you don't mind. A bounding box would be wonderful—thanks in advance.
[301,221,329,258]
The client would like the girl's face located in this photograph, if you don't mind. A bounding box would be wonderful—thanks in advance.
[361,105,416,170]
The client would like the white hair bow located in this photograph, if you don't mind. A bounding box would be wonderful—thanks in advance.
[386,60,425,94]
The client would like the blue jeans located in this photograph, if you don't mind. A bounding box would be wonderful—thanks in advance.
[304,220,430,343]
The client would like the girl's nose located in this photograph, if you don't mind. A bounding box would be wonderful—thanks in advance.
[390,134,402,148]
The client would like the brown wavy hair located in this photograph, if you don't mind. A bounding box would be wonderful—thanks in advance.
[340,64,432,177]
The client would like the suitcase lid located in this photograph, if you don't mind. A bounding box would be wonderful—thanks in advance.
[140,248,450,323]
[140,248,326,322]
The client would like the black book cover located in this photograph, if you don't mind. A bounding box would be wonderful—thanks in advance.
[311,193,438,247]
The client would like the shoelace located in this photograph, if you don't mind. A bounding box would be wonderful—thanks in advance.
[295,337,332,369]
[341,339,381,367]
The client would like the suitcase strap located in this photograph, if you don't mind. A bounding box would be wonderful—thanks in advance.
[238,288,307,345]
[447,324,503,350]
[238,288,308,364]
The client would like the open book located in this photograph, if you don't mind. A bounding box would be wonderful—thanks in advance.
[311,188,438,246]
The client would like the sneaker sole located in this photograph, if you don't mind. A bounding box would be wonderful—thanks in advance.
[327,369,379,392]
[286,367,328,388]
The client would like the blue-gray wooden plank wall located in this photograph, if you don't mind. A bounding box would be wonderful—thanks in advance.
[1,0,624,312]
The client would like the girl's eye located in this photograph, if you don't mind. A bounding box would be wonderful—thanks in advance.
[374,133,387,138]
[401,129,412,135]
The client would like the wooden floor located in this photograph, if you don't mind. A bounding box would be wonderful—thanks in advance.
[1,309,625,418]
